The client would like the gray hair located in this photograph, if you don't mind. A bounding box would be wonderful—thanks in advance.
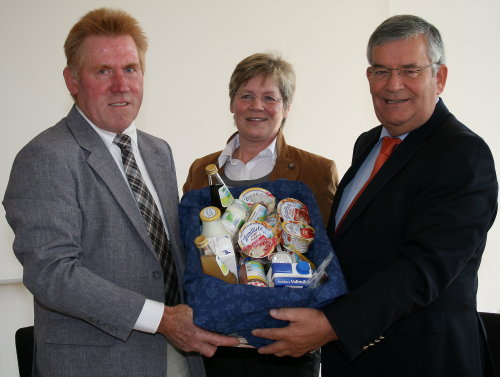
[367,15,445,75]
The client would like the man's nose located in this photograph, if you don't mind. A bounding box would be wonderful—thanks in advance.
[111,71,130,92]
[385,70,405,90]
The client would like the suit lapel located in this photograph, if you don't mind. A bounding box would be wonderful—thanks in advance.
[334,101,450,238]
[137,133,179,239]
[271,130,301,181]
[335,135,423,237]
[329,129,380,233]
[138,133,186,278]
[65,107,156,255]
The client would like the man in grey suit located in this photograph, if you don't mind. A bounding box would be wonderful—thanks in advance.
[3,7,238,377]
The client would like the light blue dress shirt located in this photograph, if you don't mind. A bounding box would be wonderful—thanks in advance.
[335,128,408,228]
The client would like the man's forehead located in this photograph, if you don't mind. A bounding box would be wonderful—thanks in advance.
[81,35,138,53]
[371,37,430,65]
[80,35,140,60]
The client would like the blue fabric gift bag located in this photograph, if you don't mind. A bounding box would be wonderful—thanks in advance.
[179,179,347,347]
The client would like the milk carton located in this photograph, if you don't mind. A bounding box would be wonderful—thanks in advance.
[267,261,312,288]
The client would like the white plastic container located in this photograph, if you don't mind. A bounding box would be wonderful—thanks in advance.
[221,199,249,239]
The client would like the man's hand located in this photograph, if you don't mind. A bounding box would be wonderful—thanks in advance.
[252,307,338,357]
[156,304,239,357]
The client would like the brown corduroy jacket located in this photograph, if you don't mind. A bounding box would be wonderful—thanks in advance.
[182,130,338,226]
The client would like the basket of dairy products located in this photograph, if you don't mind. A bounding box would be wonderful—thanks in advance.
[179,179,347,347]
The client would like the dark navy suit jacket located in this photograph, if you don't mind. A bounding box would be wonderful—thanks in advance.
[322,100,498,377]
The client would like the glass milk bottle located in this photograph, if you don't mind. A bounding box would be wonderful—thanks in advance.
[199,206,229,238]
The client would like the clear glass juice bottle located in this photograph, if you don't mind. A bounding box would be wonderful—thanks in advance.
[205,164,234,212]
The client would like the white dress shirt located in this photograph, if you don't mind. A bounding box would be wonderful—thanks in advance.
[78,108,164,333]
[218,134,277,179]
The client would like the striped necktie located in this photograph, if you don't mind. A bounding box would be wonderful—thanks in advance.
[114,134,180,306]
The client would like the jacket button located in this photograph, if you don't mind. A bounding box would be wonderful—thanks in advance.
[152,271,162,279]
[288,162,295,169]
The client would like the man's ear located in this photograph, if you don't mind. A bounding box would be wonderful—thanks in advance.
[63,67,79,96]
[435,64,448,95]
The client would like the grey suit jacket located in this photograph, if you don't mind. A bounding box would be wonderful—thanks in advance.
[3,106,205,377]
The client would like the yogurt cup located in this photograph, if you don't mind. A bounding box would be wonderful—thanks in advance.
[277,198,311,224]
[281,221,315,254]
[238,221,278,258]
[239,187,276,213]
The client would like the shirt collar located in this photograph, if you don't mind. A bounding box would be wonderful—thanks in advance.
[218,134,240,167]
[380,127,408,141]
[218,134,278,168]
[76,106,138,149]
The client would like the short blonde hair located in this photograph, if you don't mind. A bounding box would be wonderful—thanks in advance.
[229,52,296,108]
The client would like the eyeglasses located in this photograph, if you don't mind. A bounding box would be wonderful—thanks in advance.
[368,64,435,81]
[235,93,283,105]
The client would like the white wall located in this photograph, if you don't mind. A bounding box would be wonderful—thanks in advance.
[1,0,499,375]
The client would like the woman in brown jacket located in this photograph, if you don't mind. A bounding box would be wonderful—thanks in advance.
[183,52,338,228]
[182,53,338,377]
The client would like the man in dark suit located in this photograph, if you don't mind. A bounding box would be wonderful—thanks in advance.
[253,15,498,376]
[3,8,237,377]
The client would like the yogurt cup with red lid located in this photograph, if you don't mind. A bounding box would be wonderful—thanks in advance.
[238,221,278,258]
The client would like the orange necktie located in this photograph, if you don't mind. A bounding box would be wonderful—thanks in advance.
[336,136,402,230]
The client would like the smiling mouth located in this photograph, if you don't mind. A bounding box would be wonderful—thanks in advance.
[246,117,267,121]
[109,102,129,107]
[385,99,408,104]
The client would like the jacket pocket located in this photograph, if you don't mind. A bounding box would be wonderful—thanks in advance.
[388,310,446,336]
[44,319,115,346]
